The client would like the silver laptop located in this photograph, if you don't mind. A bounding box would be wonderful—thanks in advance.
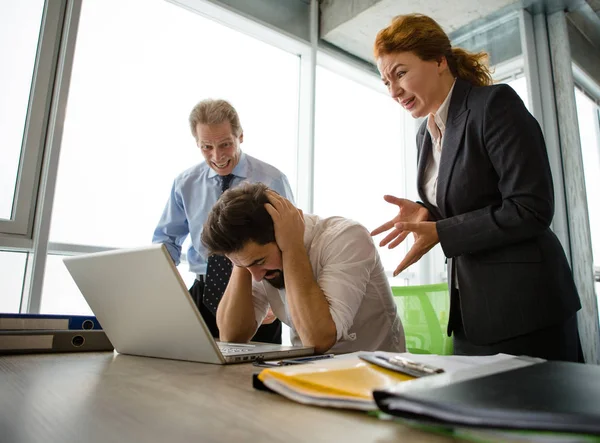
[62,244,313,364]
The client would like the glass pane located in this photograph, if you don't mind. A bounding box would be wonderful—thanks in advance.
[574,89,600,318]
[49,0,299,249]
[314,66,408,274]
[0,1,45,220]
[505,76,529,111]
[40,255,94,315]
[451,15,521,67]
[177,262,196,290]
[597,282,600,323]
[41,254,198,315]
[0,251,27,313]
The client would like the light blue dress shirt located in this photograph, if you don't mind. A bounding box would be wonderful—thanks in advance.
[152,152,295,275]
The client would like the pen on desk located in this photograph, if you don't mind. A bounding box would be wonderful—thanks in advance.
[282,353,335,364]
[252,353,335,367]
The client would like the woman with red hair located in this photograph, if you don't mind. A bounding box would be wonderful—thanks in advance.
[371,14,582,361]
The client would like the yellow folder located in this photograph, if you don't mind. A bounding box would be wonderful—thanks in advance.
[257,355,414,410]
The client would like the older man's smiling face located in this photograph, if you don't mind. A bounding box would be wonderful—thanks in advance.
[196,121,242,176]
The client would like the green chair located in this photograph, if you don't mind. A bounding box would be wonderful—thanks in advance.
[391,283,453,355]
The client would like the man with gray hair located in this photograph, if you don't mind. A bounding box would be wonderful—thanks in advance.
[153,99,294,344]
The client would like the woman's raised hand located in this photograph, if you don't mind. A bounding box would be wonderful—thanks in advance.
[370,195,430,248]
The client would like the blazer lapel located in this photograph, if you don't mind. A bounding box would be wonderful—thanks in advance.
[436,79,471,217]
[416,125,443,220]
[416,124,431,203]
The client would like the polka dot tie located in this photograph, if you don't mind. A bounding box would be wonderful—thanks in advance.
[203,174,235,315]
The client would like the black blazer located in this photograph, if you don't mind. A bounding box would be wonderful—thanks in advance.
[417,78,581,345]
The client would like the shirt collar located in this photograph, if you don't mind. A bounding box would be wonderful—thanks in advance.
[427,79,456,140]
[207,151,248,180]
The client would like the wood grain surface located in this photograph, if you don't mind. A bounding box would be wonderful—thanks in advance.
[0,352,461,443]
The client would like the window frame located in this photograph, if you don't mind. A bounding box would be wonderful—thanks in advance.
[0,1,70,239]
[0,0,83,313]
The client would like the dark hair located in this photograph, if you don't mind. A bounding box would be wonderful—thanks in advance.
[374,14,493,87]
[201,182,275,255]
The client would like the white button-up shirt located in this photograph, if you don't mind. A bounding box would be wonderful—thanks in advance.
[422,80,456,208]
[251,214,406,354]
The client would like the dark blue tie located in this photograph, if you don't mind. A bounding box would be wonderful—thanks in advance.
[203,174,235,315]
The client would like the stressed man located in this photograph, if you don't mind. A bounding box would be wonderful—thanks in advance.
[153,99,294,344]
[201,182,405,354]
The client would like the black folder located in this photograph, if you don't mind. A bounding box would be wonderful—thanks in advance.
[373,361,600,436]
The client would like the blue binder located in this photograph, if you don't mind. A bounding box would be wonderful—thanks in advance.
[0,314,102,331]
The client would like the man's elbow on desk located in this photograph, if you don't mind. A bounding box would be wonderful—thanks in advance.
[311,337,337,355]
[218,327,255,344]
[216,318,257,344]
[303,327,337,354]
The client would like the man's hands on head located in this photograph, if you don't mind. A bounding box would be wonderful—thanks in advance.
[264,190,305,253]
[264,190,336,354]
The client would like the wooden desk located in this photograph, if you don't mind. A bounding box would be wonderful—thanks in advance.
[0,352,460,443]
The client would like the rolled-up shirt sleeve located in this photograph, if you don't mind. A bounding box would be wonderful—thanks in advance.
[317,224,375,342]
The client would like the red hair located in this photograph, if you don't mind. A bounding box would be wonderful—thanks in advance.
[374,14,493,87]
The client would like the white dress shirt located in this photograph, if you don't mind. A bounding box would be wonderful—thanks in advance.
[250,214,406,354]
[422,80,456,208]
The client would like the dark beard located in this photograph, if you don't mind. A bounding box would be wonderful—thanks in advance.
[264,270,285,289]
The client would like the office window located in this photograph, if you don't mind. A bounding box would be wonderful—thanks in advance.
[40,255,94,315]
[0,251,28,313]
[49,0,299,248]
[39,254,201,315]
[42,0,300,312]
[574,88,600,313]
[314,66,409,275]
[0,0,44,220]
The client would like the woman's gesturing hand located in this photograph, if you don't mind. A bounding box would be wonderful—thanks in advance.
[370,195,430,248]
[391,221,439,276]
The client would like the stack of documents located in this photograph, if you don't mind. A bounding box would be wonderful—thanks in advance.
[0,313,113,354]
[256,351,600,438]
[255,351,532,411]
[257,353,412,410]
